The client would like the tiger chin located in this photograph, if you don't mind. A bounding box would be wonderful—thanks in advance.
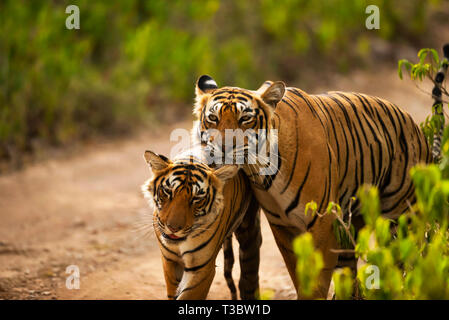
[141,148,261,300]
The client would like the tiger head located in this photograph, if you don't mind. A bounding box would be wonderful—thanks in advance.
[193,75,285,166]
[142,150,238,242]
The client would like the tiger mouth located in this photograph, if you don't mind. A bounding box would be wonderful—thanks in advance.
[161,231,187,242]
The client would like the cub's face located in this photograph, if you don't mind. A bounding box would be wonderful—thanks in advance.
[194,75,285,161]
[142,150,237,242]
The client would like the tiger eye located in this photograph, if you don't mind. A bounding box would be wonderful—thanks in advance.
[208,114,218,122]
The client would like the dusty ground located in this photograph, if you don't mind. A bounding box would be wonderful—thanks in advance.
[0,67,432,300]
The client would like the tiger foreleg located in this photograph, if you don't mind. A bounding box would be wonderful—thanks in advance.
[161,256,182,300]
[308,212,339,299]
[175,260,216,300]
[223,235,238,300]
[269,215,338,299]
[268,223,300,296]
[234,197,262,300]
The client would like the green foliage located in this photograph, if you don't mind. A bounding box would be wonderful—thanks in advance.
[398,48,449,147]
[332,268,353,300]
[358,186,381,227]
[293,232,324,298]
[411,164,449,224]
[258,288,275,300]
[439,126,449,179]
[398,48,442,80]
[305,200,318,217]
[339,176,449,299]
[347,146,449,299]
[0,0,153,164]
[295,45,449,299]
[329,201,355,250]
[349,46,449,299]
[0,0,444,165]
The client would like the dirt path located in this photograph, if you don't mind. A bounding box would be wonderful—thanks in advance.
[0,68,432,300]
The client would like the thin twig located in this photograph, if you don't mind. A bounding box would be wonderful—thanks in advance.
[348,198,354,230]
[406,199,418,218]
[412,81,449,105]
[331,207,357,248]
[330,249,356,254]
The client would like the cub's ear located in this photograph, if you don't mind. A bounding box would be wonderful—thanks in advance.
[260,81,285,107]
[144,150,170,171]
[196,75,218,96]
[214,165,239,182]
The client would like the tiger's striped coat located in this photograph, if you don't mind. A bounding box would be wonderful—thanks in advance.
[194,75,431,298]
[142,148,261,299]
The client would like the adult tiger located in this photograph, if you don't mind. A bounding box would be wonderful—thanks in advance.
[193,75,431,298]
[142,147,261,300]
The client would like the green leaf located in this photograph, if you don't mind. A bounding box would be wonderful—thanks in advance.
[293,233,324,298]
[332,268,353,300]
[398,59,412,80]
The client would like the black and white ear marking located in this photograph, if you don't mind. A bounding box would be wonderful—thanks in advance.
[196,75,218,94]
[144,150,170,171]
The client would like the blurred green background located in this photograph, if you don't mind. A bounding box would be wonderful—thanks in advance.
[0,0,448,168]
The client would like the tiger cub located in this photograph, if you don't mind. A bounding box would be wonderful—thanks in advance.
[142,148,261,300]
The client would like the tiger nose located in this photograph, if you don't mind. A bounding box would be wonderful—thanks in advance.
[167,224,182,233]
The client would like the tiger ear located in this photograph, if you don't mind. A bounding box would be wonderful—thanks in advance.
[196,75,218,96]
[260,81,285,107]
[256,81,273,94]
[214,165,238,182]
[144,150,170,171]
